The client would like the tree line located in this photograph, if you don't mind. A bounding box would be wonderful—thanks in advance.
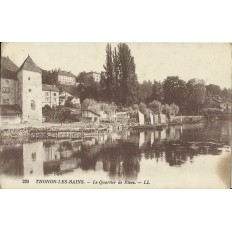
[42,43,231,116]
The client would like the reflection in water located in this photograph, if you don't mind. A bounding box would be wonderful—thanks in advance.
[0,120,231,187]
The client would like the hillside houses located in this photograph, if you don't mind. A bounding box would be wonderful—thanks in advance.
[83,72,101,82]
[212,96,231,112]
[83,101,117,122]
[57,70,76,85]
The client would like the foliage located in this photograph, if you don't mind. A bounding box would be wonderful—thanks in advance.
[42,105,77,123]
[162,76,188,110]
[82,98,97,110]
[103,43,139,106]
[138,80,153,102]
[206,84,221,96]
[148,100,162,114]
[42,69,58,85]
[117,43,139,106]
[187,80,206,114]
[149,80,163,102]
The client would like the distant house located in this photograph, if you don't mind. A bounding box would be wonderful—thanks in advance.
[42,84,59,107]
[84,72,101,82]
[0,105,22,125]
[59,91,81,108]
[212,96,231,112]
[86,102,117,122]
[65,96,81,108]
[82,109,100,123]
[99,111,108,119]
[57,70,76,85]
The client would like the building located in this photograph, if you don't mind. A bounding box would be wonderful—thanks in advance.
[59,91,80,108]
[81,109,100,123]
[212,96,232,112]
[0,105,22,125]
[57,70,76,85]
[84,72,101,82]
[65,96,81,108]
[1,55,43,124]
[17,55,43,123]
[42,84,59,107]
[1,56,19,105]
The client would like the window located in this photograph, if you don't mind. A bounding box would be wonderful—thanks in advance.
[54,93,56,96]
[31,152,36,161]
[28,77,31,80]
[46,92,49,96]
[31,100,36,110]
[2,87,10,93]
[53,98,56,102]
[46,98,49,102]
[3,99,9,104]
[29,89,32,92]
[5,80,9,84]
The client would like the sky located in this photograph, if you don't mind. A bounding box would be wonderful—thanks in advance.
[2,42,231,88]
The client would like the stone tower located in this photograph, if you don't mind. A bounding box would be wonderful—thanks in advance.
[17,55,42,123]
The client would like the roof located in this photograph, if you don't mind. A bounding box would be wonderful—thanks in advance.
[66,96,79,103]
[1,56,18,72]
[0,105,22,116]
[58,70,76,78]
[42,84,59,92]
[17,55,42,74]
[86,71,100,75]
[82,109,100,117]
[1,56,18,80]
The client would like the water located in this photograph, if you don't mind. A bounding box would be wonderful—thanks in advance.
[0,120,231,188]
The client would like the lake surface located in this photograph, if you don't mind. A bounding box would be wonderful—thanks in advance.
[0,120,231,188]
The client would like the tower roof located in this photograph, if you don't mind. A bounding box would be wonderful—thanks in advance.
[17,55,42,74]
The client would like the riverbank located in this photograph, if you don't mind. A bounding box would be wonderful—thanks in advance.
[0,121,129,144]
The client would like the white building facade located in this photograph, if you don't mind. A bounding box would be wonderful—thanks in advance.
[42,84,59,107]
[57,70,76,85]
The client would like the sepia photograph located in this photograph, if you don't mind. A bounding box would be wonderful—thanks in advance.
[0,42,231,188]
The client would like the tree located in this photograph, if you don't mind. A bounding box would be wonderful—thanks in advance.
[148,100,162,114]
[103,43,116,102]
[113,47,120,104]
[187,80,206,115]
[149,80,163,102]
[42,69,58,85]
[117,43,139,106]
[132,104,139,111]
[99,72,108,101]
[138,80,153,103]
[162,76,187,112]
[138,103,147,114]
[169,103,179,115]
[221,88,231,99]
[206,84,221,96]
[204,90,214,108]
[161,104,171,115]
[82,98,97,110]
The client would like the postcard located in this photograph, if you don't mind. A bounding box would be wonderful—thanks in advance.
[0,42,231,188]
